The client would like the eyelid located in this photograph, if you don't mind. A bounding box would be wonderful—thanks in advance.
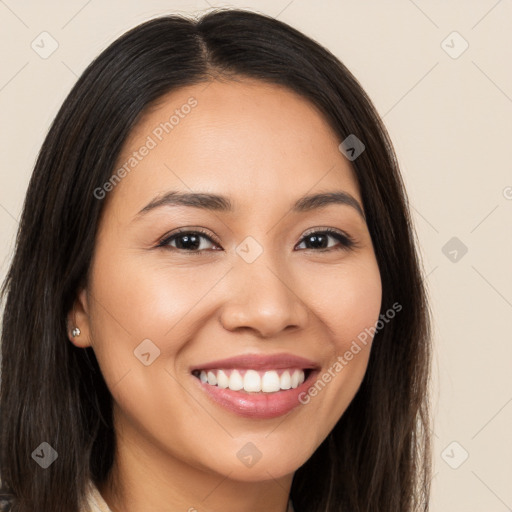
[157,226,221,248]
[298,226,357,250]
[301,226,353,241]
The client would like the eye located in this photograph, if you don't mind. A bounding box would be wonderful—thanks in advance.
[157,228,220,252]
[295,228,356,252]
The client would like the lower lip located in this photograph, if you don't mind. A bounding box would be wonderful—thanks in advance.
[192,371,318,419]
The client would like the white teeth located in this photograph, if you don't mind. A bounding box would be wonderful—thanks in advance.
[291,370,300,388]
[229,370,244,391]
[261,371,281,392]
[197,368,307,393]
[217,369,229,388]
[280,371,291,390]
[244,370,261,392]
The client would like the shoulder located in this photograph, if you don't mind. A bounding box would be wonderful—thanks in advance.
[81,479,113,512]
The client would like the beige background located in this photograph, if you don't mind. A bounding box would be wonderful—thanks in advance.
[1,1,511,510]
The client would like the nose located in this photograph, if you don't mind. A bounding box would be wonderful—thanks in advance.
[219,258,310,339]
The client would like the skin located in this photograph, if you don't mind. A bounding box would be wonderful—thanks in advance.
[68,78,382,512]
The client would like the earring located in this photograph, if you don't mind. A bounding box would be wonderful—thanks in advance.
[71,327,81,337]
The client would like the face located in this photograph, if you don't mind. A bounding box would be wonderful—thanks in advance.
[70,78,382,483]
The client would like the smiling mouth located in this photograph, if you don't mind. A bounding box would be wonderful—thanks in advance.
[189,353,320,418]
[191,368,312,393]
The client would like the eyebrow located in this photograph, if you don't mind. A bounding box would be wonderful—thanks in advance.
[135,190,365,220]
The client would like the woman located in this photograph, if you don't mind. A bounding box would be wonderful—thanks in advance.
[0,8,431,512]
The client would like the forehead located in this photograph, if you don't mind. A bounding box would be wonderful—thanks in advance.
[108,78,361,218]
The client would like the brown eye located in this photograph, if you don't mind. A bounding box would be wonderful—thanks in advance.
[296,229,356,251]
[158,229,220,252]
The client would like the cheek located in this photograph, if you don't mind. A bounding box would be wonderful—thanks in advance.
[87,248,232,384]
[298,256,382,428]
[86,252,214,448]
[90,249,216,338]
[308,256,382,350]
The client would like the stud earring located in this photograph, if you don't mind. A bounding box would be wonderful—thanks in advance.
[71,327,81,337]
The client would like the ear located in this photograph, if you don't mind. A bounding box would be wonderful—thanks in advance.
[67,287,93,348]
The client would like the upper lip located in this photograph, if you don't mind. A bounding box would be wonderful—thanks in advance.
[190,353,320,372]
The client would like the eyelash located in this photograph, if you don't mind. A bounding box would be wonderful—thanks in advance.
[156,227,357,254]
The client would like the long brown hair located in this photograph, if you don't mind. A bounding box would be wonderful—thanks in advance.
[0,9,431,511]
